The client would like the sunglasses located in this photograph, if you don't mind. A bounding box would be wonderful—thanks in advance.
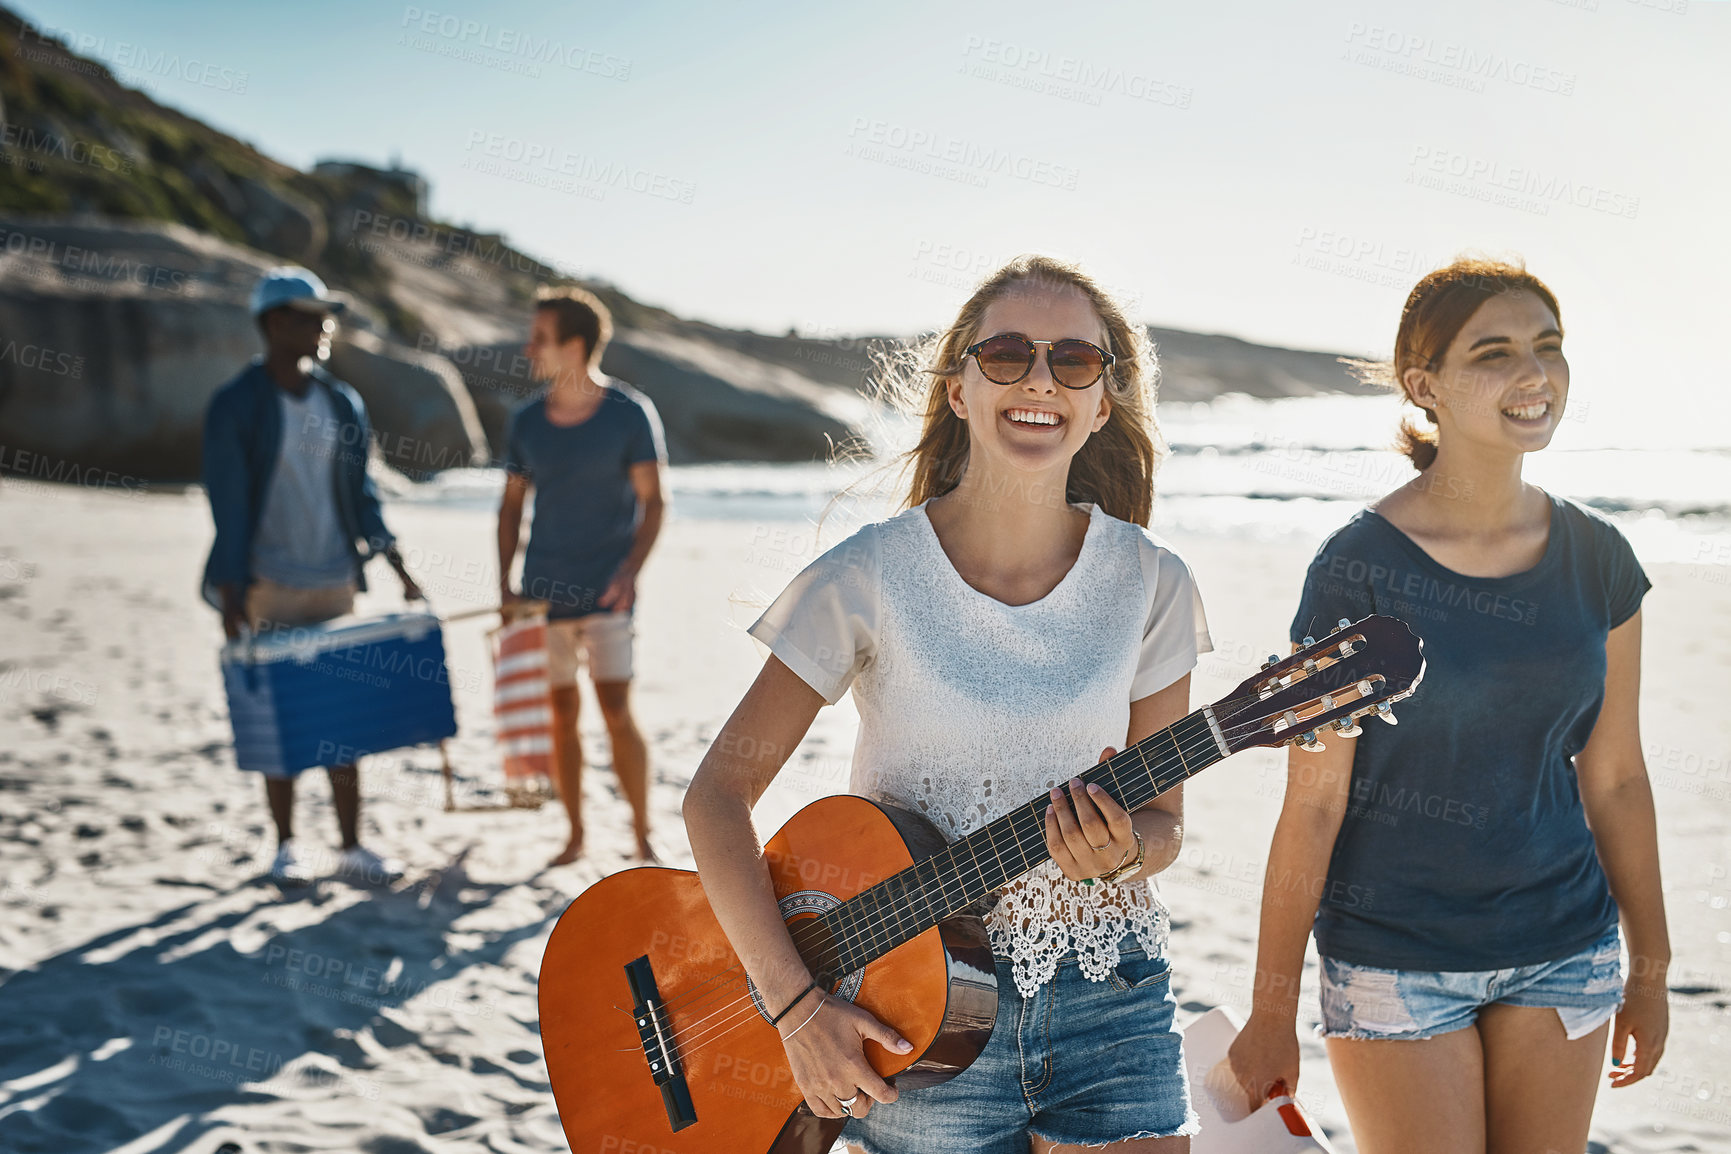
[962,334,1115,390]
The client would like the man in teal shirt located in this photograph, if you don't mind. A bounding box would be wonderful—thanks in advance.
[497,287,666,866]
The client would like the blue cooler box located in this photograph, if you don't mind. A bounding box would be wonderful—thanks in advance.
[221,611,459,776]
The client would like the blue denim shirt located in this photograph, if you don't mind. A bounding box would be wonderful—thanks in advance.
[200,360,395,609]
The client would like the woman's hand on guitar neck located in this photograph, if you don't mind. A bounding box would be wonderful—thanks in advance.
[1044,748,1138,883]
[777,989,913,1120]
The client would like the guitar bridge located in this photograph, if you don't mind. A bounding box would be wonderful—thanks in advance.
[625,955,698,1132]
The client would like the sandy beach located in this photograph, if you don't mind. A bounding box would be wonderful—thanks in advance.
[1,479,1726,1153]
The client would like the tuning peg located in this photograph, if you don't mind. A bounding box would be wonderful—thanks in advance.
[1262,654,1281,670]
[1297,730,1326,753]
[1375,702,1398,725]
[1332,717,1363,738]
[1302,635,1316,647]
[1336,618,1351,632]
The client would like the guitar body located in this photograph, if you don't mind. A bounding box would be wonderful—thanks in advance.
[540,794,999,1154]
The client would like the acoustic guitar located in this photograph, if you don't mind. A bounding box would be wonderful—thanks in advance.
[541,615,1424,1154]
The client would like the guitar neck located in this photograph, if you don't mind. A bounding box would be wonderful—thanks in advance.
[811,708,1229,980]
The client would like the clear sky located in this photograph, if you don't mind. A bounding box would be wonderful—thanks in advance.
[14,0,1731,433]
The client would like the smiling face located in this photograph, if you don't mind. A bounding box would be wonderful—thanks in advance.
[1406,290,1569,458]
[946,283,1113,479]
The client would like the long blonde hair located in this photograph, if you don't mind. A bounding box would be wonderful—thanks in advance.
[874,254,1162,526]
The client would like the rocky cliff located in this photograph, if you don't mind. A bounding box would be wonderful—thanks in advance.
[0,6,859,480]
[0,3,1373,485]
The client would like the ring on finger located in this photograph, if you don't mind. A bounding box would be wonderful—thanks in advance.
[1088,840,1112,852]
[838,1094,858,1116]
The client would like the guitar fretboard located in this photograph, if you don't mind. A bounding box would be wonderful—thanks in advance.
[805,709,1225,980]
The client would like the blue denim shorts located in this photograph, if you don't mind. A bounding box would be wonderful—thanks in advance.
[843,937,1197,1153]
[1319,925,1625,1042]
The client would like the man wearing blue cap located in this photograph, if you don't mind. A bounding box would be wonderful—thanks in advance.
[202,266,419,885]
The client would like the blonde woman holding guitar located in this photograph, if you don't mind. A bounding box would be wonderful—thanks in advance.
[684,255,1212,1152]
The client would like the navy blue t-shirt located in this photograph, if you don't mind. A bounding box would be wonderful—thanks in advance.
[1291,492,1650,971]
[504,384,666,619]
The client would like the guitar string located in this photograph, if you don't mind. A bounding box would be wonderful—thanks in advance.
[654,702,1317,1048]
[661,711,1327,1062]
[657,637,1403,1040]
[821,721,1211,978]
[625,671,1373,1037]
[648,692,1289,1024]
[651,715,1227,1026]
[828,721,1207,960]
[656,649,1400,1051]
[659,713,1292,1059]
[654,708,1283,1050]
[661,722,1258,1061]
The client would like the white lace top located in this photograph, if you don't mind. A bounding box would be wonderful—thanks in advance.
[749,501,1212,997]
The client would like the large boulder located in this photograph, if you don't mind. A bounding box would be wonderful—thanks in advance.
[0,216,269,481]
[447,328,862,465]
[604,328,862,463]
[325,328,488,479]
[0,216,483,482]
[440,339,537,460]
[236,177,326,265]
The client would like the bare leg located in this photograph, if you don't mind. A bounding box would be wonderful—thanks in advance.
[549,685,584,865]
[1480,1003,1608,1154]
[265,777,295,844]
[327,762,360,850]
[594,678,654,861]
[1326,1026,1487,1154]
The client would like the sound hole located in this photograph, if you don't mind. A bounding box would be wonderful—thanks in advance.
[745,890,865,1022]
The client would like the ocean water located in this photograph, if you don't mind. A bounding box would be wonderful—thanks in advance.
[396,394,1730,568]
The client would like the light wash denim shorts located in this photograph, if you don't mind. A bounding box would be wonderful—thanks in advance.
[1319,925,1625,1041]
[843,936,1197,1153]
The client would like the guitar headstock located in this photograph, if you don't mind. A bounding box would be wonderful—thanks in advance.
[1214,615,1425,753]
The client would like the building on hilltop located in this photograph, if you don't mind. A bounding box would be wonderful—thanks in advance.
[312,155,429,217]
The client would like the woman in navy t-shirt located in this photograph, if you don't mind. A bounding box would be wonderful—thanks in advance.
[1228,258,1669,1154]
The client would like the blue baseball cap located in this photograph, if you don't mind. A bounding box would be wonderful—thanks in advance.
[250,266,347,317]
